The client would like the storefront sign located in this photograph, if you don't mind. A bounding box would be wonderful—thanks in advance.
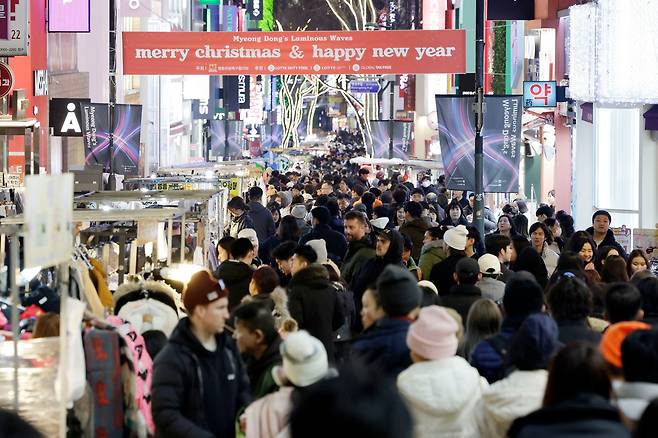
[523,81,557,108]
[25,174,74,269]
[48,0,91,32]
[246,0,262,21]
[3,172,21,188]
[122,30,467,75]
[488,0,535,20]
[49,98,90,137]
[0,62,13,99]
[436,95,523,192]
[612,226,632,255]
[120,0,152,17]
[223,75,250,112]
[0,0,28,56]
[350,80,381,94]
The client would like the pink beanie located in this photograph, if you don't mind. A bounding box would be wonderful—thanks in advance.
[407,306,459,360]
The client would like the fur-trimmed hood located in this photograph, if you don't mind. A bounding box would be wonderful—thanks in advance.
[113,279,182,336]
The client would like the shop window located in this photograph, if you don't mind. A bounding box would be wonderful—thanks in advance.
[594,106,640,228]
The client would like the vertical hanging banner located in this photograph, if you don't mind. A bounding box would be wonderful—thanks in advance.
[48,0,91,32]
[120,0,152,17]
[488,0,535,20]
[435,95,522,192]
[223,75,250,112]
[122,30,467,75]
[370,121,414,160]
[223,5,239,31]
[246,0,263,21]
[0,0,28,55]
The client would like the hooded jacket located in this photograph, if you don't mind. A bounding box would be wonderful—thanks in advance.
[152,318,250,438]
[350,230,404,324]
[216,261,255,311]
[247,201,276,243]
[242,286,292,331]
[508,392,630,438]
[586,227,627,258]
[287,264,344,361]
[418,240,447,281]
[400,217,430,261]
[299,224,348,264]
[340,237,376,285]
[477,370,548,438]
[397,356,489,438]
[429,252,468,296]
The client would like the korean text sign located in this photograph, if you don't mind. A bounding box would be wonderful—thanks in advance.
[523,81,557,108]
[122,30,466,75]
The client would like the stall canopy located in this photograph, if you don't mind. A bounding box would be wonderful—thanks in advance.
[643,105,658,130]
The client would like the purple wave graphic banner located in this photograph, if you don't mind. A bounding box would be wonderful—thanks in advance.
[370,120,414,160]
[81,103,142,175]
[435,95,522,193]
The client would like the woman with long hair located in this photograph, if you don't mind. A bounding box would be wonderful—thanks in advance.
[600,255,629,283]
[458,299,502,361]
[259,215,301,266]
[494,214,519,238]
[529,222,559,276]
[627,249,650,279]
[565,232,598,271]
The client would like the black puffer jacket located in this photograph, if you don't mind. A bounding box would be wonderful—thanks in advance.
[586,227,627,259]
[152,318,250,438]
[215,261,254,311]
[288,264,344,362]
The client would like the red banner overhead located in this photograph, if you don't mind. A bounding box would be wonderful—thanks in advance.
[122,30,466,76]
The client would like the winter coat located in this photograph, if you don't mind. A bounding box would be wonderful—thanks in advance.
[397,356,489,438]
[476,370,548,438]
[258,235,284,267]
[352,317,412,379]
[586,227,627,259]
[508,392,630,438]
[470,317,525,383]
[429,253,468,296]
[242,286,292,331]
[615,381,658,422]
[247,201,276,243]
[152,318,250,438]
[287,264,344,361]
[400,217,430,261]
[442,284,483,323]
[215,261,254,311]
[555,319,602,345]
[227,213,256,238]
[299,224,348,264]
[477,277,506,303]
[340,238,376,285]
[513,215,529,237]
[244,387,294,438]
[245,337,282,400]
[418,241,447,281]
[329,216,344,234]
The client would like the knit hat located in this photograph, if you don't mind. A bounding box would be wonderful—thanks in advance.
[418,280,438,295]
[444,225,469,251]
[376,265,422,317]
[456,257,480,282]
[183,270,228,314]
[502,272,544,317]
[291,204,308,219]
[478,253,501,275]
[311,206,331,225]
[277,330,329,387]
[406,306,459,360]
[237,228,258,246]
[510,313,561,370]
[277,191,292,208]
[600,321,651,369]
[307,239,328,264]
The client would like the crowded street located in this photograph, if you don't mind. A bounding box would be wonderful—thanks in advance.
[0,0,657,437]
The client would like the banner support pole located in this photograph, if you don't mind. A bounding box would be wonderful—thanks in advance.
[109,0,117,184]
[473,0,486,239]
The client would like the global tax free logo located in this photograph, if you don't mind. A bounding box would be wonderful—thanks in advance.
[523,81,557,108]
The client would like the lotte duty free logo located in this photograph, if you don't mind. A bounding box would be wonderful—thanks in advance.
[523,81,557,108]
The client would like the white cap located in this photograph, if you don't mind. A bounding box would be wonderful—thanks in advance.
[418,280,438,295]
[237,228,258,246]
[307,239,328,264]
[478,253,501,275]
[443,225,468,251]
[370,217,389,230]
[277,331,329,387]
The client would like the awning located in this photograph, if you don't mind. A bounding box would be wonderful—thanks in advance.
[580,103,593,124]
[643,105,658,130]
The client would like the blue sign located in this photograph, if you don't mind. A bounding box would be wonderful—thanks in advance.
[350,80,381,94]
[523,81,557,108]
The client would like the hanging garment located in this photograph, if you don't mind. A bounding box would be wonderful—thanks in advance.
[89,259,113,309]
[113,280,181,337]
[107,316,155,437]
[83,329,124,438]
[74,260,105,319]
[55,298,87,407]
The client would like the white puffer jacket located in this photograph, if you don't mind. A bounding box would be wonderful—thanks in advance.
[476,369,548,438]
[397,356,488,438]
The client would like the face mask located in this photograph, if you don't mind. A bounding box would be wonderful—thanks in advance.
[422,180,431,188]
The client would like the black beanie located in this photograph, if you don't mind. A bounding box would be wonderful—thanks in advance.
[503,271,545,317]
[377,265,422,317]
[311,206,331,225]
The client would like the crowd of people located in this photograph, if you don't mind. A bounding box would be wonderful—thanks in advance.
[151,144,658,438]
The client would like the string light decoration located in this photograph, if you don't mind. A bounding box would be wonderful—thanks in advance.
[568,3,597,102]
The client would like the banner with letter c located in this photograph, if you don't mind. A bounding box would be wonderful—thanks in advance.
[122,30,466,76]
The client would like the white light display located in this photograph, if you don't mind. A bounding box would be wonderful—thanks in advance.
[568,3,597,101]
[569,0,658,105]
